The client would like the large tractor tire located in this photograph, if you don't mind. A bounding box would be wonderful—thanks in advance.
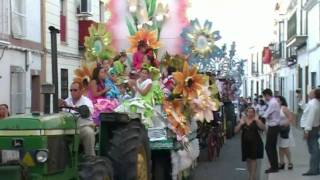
[108,120,152,180]
[79,156,114,180]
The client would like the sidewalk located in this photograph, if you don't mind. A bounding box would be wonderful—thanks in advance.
[262,128,319,180]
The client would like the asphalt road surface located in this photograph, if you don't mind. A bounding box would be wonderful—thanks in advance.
[192,135,250,180]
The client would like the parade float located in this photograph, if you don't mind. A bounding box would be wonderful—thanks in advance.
[73,0,245,178]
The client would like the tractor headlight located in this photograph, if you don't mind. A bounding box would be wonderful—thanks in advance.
[36,150,48,163]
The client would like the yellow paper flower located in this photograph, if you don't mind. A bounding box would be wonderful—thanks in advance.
[172,62,205,102]
[128,29,161,52]
[190,88,218,122]
[84,23,115,62]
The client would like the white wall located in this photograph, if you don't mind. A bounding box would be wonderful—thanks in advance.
[0,49,41,113]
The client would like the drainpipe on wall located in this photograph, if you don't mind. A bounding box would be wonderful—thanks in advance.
[40,0,46,112]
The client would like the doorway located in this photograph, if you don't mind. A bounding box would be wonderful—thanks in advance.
[31,75,40,112]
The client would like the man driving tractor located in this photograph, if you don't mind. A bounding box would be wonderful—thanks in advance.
[59,81,96,156]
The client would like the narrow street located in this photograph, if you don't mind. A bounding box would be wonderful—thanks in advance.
[192,135,249,180]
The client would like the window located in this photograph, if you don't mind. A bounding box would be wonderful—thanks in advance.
[0,0,10,41]
[60,0,67,42]
[298,67,302,88]
[11,0,26,38]
[80,0,92,14]
[10,66,26,114]
[311,72,317,89]
[99,1,105,22]
[61,69,69,99]
[287,12,297,40]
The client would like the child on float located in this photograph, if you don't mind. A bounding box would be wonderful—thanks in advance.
[132,40,147,71]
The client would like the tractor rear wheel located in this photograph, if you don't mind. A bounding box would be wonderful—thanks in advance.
[79,156,114,180]
[108,120,152,180]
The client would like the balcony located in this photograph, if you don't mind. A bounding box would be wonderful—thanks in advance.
[286,11,308,48]
[287,35,308,48]
[78,20,96,49]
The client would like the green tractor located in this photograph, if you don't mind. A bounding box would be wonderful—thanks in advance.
[0,109,151,180]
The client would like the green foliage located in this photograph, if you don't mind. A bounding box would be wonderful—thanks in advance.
[148,0,157,17]
[126,17,137,36]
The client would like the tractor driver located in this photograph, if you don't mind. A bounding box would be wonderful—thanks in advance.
[59,81,96,156]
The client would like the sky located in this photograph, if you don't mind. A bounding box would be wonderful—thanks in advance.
[187,0,277,59]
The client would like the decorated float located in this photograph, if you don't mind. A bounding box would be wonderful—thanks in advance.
[73,0,245,179]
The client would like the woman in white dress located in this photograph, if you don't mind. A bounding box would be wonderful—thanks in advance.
[276,96,295,170]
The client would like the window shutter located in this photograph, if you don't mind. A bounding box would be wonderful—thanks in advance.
[0,0,10,40]
[11,0,26,38]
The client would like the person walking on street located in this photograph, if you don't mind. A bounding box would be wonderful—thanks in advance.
[276,96,295,170]
[302,89,320,176]
[235,107,266,180]
[262,89,281,173]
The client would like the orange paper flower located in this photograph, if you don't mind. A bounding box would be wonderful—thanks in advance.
[163,100,190,137]
[73,64,95,85]
[172,62,205,102]
[128,29,161,52]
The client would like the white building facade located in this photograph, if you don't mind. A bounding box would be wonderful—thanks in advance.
[243,46,272,99]
[267,0,320,112]
[0,0,42,114]
[44,0,107,100]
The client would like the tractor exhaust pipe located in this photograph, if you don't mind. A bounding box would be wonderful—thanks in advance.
[49,26,60,113]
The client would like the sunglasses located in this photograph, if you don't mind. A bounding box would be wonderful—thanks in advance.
[70,89,79,92]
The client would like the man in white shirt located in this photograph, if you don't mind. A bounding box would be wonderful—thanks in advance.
[262,89,281,173]
[59,81,96,156]
[302,89,320,176]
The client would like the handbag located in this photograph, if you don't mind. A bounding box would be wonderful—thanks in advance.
[279,125,290,139]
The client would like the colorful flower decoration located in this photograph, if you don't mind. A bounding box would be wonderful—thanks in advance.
[162,52,187,72]
[172,62,205,102]
[92,98,119,125]
[84,23,115,62]
[154,3,169,23]
[163,100,190,138]
[189,88,218,122]
[73,63,95,86]
[181,19,221,59]
[128,29,161,52]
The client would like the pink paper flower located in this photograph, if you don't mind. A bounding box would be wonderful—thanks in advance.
[190,88,218,122]
[92,98,119,125]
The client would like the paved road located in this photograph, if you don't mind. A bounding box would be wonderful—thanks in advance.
[192,135,250,180]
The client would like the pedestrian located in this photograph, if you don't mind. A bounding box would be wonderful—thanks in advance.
[235,107,266,180]
[0,104,9,119]
[275,96,295,170]
[262,88,281,173]
[295,89,304,128]
[302,88,320,176]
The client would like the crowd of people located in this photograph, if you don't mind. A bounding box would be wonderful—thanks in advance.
[236,88,320,180]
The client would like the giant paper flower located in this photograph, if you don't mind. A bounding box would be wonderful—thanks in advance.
[181,19,221,59]
[73,63,95,85]
[190,88,218,122]
[163,100,190,138]
[172,62,205,102]
[128,29,161,52]
[84,23,115,62]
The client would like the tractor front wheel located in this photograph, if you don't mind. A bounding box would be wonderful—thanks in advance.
[79,156,114,180]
